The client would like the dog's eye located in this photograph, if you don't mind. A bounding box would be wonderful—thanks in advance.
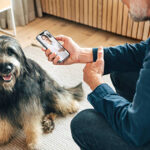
[7,47,15,56]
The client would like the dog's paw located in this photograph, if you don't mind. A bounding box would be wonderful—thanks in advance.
[27,143,40,150]
[0,137,12,145]
[0,140,7,145]
[69,101,79,114]
[42,113,57,134]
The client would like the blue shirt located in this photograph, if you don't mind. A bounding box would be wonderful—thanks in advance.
[88,38,150,146]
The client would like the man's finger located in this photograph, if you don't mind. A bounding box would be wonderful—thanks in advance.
[53,56,60,65]
[83,64,88,72]
[45,49,52,57]
[41,48,46,51]
[48,53,56,61]
[55,35,67,42]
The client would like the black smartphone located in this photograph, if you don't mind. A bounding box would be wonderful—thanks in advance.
[36,30,70,63]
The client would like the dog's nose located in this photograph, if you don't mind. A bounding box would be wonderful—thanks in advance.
[2,64,13,74]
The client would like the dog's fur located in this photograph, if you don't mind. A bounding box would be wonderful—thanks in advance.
[0,36,83,150]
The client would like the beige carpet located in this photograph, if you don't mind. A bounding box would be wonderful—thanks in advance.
[0,46,113,150]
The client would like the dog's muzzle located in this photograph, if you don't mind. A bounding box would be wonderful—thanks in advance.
[0,63,14,82]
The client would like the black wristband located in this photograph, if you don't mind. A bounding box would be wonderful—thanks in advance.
[92,48,98,62]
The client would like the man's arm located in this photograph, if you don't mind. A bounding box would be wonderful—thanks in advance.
[103,39,149,74]
[43,36,149,67]
[87,48,150,146]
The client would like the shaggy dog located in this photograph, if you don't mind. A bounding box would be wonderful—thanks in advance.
[0,36,83,150]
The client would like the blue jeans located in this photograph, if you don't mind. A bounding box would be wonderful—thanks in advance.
[71,72,150,150]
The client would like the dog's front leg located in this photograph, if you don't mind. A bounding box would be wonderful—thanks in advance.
[21,102,44,150]
[23,118,42,150]
[0,119,14,145]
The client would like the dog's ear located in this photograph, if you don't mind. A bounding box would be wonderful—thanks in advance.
[17,46,32,75]
[23,56,32,74]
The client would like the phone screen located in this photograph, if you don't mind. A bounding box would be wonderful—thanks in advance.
[36,30,70,62]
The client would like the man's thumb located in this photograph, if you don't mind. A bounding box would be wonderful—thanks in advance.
[97,47,104,62]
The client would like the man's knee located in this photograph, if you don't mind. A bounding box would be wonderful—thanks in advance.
[71,109,106,136]
[71,109,93,131]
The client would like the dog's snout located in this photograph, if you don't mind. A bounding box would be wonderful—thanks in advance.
[0,64,13,74]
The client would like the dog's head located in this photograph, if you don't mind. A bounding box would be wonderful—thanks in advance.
[0,36,27,92]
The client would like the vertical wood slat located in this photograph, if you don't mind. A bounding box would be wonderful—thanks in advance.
[71,0,76,21]
[80,0,84,24]
[41,0,150,40]
[143,21,150,40]
[63,0,68,19]
[75,0,80,22]
[41,0,46,13]
[93,0,98,28]
[97,0,103,29]
[56,0,60,17]
[49,0,53,14]
[116,0,123,34]
[102,0,107,30]
[122,5,128,36]
[84,0,89,25]
[127,17,133,37]
[137,22,145,40]
[60,0,64,18]
[132,22,139,39]
[52,0,57,16]
[45,0,49,13]
[107,0,113,32]
[67,0,71,20]
[88,0,93,26]
[111,0,119,33]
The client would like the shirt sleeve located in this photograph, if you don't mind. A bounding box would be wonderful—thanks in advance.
[103,39,149,74]
[88,48,150,146]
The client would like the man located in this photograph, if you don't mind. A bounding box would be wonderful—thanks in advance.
[43,0,150,149]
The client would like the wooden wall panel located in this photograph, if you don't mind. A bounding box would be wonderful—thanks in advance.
[41,0,150,40]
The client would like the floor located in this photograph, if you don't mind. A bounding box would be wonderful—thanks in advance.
[0,14,139,48]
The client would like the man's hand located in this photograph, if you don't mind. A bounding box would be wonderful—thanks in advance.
[83,48,104,91]
[42,35,93,65]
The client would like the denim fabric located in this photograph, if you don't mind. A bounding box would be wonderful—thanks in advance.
[71,109,150,150]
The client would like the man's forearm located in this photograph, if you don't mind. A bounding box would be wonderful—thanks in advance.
[103,40,147,74]
[78,48,93,63]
